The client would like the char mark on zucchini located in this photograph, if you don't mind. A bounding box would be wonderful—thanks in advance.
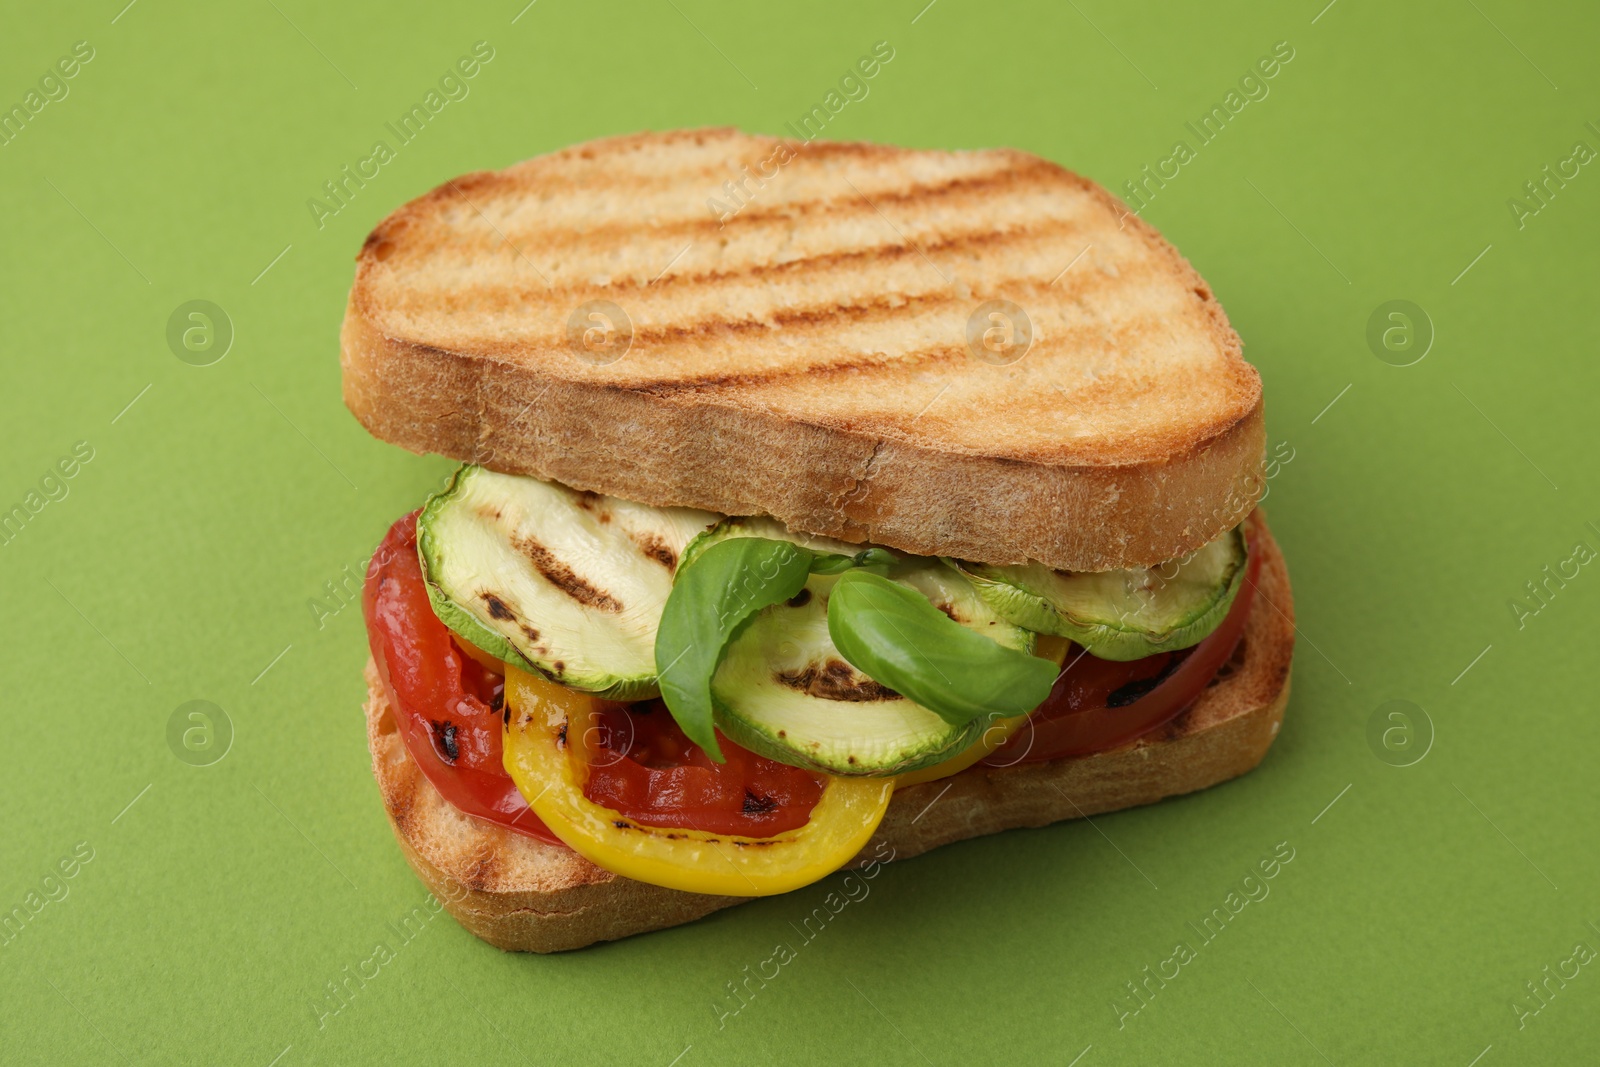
[630,532,678,570]
[776,661,901,703]
[512,534,624,612]
[482,593,516,621]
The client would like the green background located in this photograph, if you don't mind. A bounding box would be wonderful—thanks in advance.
[2,0,1596,1063]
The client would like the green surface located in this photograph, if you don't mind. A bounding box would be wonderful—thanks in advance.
[2,0,1596,1063]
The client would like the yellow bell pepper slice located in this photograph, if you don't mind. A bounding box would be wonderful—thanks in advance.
[502,665,894,897]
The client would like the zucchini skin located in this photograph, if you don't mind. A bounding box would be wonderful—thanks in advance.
[954,526,1249,661]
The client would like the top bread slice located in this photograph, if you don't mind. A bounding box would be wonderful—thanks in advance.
[341,128,1263,571]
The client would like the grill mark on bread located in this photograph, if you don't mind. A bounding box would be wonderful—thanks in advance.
[404,266,1166,390]
[373,166,1074,304]
[394,153,1043,259]
[418,134,938,202]
[630,290,973,344]
[420,215,1093,306]
[397,302,1188,409]
[513,534,624,612]
[638,347,966,396]
[625,313,1215,411]
[547,134,1011,189]
[625,299,1175,397]
[382,265,1172,390]
[777,660,901,702]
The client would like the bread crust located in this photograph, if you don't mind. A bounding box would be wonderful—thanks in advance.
[364,513,1293,952]
[341,128,1265,572]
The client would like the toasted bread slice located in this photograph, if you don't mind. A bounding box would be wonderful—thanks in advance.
[342,129,1263,572]
[363,513,1292,953]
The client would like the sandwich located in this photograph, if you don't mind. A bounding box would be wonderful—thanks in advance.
[342,128,1294,953]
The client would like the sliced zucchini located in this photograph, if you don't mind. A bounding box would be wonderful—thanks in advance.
[680,516,870,574]
[954,526,1249,661]
[710,558,1036,776]
[418,466,719,699]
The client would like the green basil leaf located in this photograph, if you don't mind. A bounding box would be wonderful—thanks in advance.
[809,546,900,575]
[850,547,901,572]
[826,569,1058,726]
[806,551,857,575]
[655,536,813,762]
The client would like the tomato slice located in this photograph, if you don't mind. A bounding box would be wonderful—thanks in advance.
[982,535,1262,766]
[579,701,826,836]
[363,513,564,847]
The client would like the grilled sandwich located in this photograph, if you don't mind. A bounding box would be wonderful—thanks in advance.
[344,128,1294,952]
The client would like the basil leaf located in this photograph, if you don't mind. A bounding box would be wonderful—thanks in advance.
[809,546,900,575]
[850,547,901,572]
[655,537,813,762]
[806,551,857,575]
[826,569,1057,726]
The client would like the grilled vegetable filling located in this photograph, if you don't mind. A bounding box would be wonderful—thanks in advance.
[416,465,1247,779]
[370,465,1256,893]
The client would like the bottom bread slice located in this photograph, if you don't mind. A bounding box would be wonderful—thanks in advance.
[363,514,1294,953]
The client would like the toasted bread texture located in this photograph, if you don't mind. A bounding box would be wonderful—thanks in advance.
[342,129,1263,572]
[363,513,1292,953]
